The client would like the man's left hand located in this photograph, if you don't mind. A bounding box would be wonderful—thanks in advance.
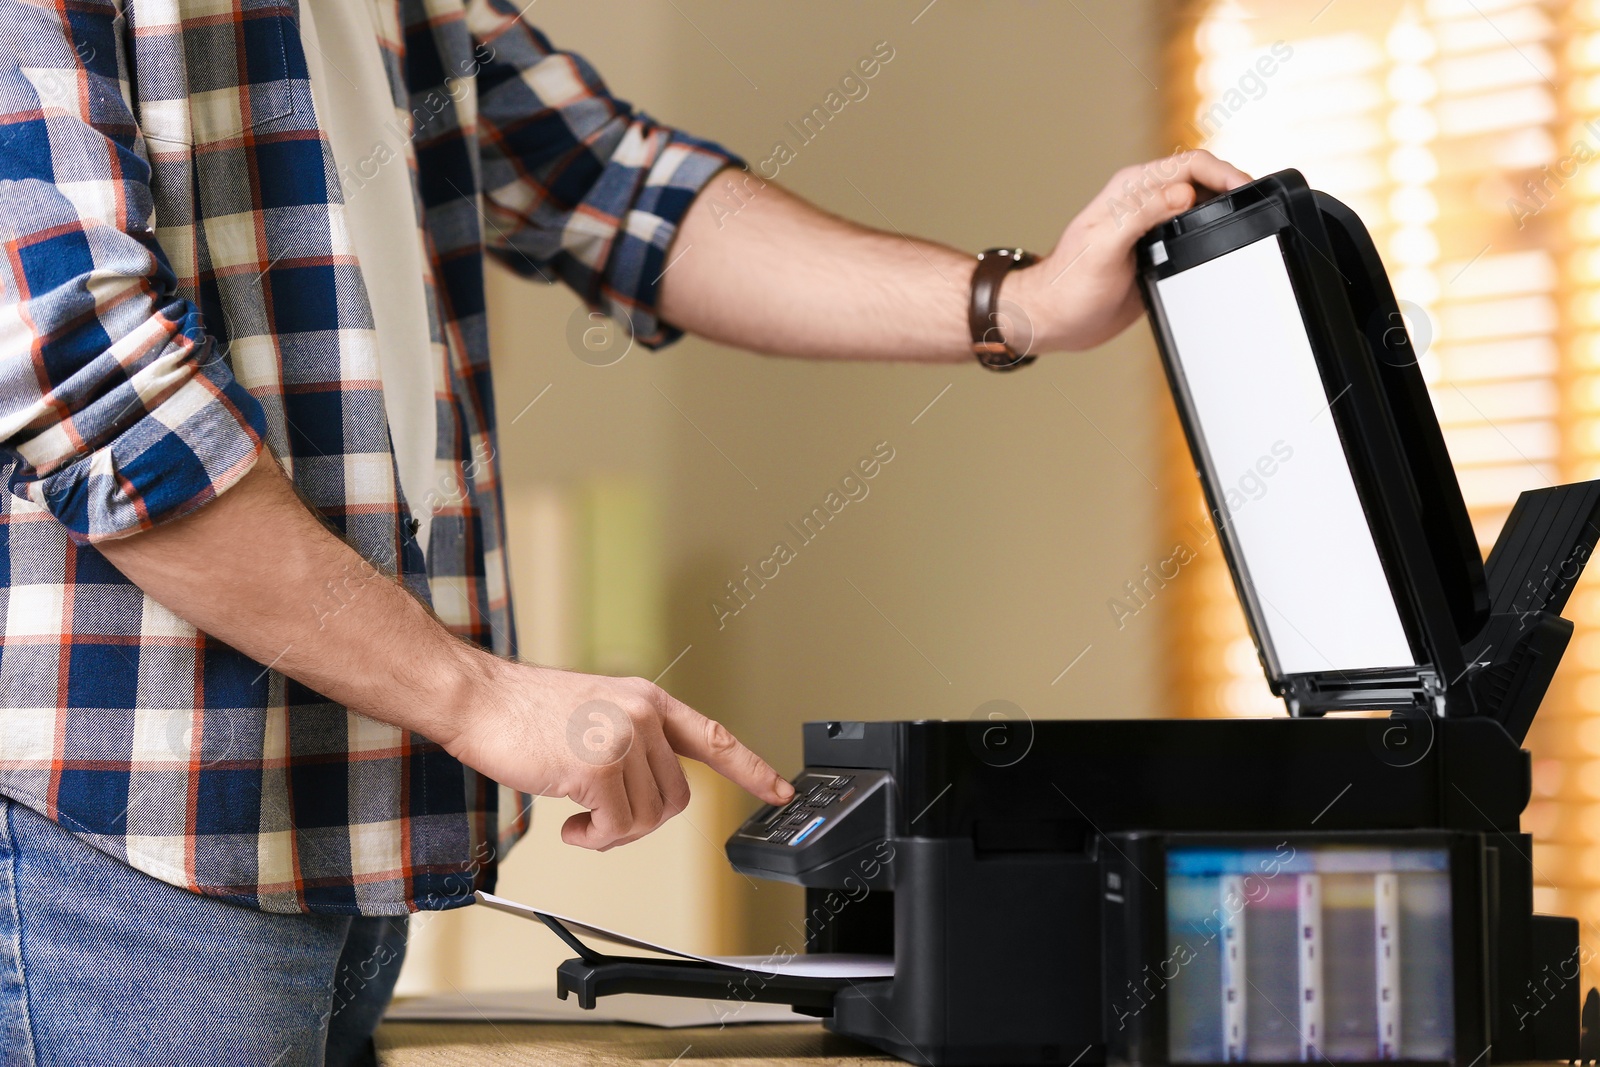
[1010,149,1253,354]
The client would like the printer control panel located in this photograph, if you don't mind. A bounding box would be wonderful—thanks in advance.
[736,769,880,844]
[726,767,892,884]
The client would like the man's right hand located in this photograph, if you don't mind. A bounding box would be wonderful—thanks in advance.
[441,657,795,850]
[98,457,790,852]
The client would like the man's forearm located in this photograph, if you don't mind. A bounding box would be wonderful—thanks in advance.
[658,172,977,362]
[657,153,1253,362]
[96,457,475,744]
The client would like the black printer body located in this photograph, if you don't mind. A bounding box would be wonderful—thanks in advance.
[715,717,1567,1065]
[549,171,1600,1065]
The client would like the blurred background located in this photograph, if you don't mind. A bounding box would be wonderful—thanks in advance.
[398,0,1600,998]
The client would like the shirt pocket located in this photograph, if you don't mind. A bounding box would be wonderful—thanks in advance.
[132,0,296,147]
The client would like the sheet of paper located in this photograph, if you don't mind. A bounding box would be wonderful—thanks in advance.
[385,989,810,1028]
[474,891,895,979]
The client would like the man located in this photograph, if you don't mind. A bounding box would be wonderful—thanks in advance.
[0,0,1249,1062]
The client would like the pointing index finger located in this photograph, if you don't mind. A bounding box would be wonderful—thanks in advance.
[657,693,794,806]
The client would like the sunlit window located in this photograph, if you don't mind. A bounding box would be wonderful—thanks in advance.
[1167,0,1594,967]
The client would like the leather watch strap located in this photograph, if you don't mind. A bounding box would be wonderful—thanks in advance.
[969,247,1038,371]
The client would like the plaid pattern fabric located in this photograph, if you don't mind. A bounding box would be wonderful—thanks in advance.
[0,0,738,914]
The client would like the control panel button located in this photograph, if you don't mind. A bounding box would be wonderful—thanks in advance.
[766,800,802,825]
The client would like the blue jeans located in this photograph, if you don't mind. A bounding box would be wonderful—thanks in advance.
[0,796,408,1065]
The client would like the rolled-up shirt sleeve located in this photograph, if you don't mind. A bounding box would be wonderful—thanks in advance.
[0,1,267,544]
[466,0,743,348]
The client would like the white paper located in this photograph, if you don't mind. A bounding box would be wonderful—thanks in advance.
[474,891,895,979]
[1153,235,1414,676]
[385,989,811,1027]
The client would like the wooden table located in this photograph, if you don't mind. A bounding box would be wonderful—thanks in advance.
[375,1020,898,1066]
[377,1023,1582,1067]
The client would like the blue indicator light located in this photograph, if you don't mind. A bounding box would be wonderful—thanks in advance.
[791,816,825,845]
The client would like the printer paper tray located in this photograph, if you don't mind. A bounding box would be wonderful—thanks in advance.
[476,891,892,979]
[555,954,848,1014]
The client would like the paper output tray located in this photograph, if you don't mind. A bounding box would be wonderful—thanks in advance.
[538,913,851,1015]
[555,956,845,1014]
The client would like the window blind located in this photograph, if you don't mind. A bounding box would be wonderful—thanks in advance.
[1167,0,1592,962]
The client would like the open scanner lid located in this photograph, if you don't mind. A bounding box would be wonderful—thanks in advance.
[1137,169,1488,717]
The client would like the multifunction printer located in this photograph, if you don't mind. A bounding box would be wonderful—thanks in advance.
[541,171,1600,1066]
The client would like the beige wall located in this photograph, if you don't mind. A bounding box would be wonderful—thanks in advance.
[399,0,1173,996]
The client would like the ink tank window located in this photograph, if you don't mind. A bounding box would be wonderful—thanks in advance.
[1165,844,1453,1063]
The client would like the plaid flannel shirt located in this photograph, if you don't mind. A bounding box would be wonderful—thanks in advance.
[0,0,737,914]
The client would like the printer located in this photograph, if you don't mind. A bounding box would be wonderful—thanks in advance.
[544,171,1600,1065]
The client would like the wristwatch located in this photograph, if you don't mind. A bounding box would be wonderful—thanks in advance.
[969,247,1038,371]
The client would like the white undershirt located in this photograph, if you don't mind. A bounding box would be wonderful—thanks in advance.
[298,0,440,555]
